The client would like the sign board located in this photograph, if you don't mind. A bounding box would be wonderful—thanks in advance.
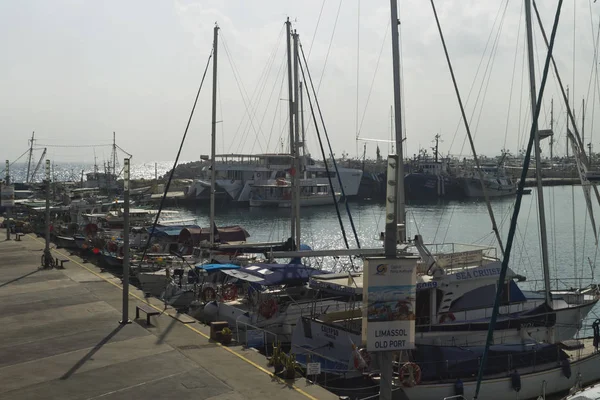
[0,184,14,207]
[362,256,418,352]
[246,329,265,349]
[435,249,482,268]
[306,362,321,376]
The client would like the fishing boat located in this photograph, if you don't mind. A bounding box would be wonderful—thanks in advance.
[456,163,517,198]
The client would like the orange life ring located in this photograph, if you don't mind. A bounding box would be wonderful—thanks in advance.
[151,243,161,253]
[221,283,238,301]
[353,348,372,370]
[202,286,217,301]
[439,313,456,324]
[399,362,422,387]
[258,298,278,319]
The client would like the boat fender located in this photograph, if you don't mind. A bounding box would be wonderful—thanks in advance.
[592,319,600,350]
[562,359,572,379]
[399,362,422,387]
[454,378,464,396]
[439,313,456,324]
[511,370,521,392]
[258,298,278,319]
[353,348,372,370]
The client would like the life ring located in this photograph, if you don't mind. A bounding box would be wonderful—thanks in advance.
[151,243,161,253]
[258,298,278,319]
[256,172,261,178]
[202,286,217,301]
[439,313,456,324]
[276,178,286,186]
[399,362,422,387]
[353,348,372,370]
[221,283,238,301]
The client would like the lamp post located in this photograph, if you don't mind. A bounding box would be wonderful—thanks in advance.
[43,160,52,268]
[120,158,131,324]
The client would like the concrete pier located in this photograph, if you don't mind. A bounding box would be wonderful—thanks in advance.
[0,233,336,400]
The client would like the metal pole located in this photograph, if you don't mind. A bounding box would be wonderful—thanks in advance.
[390,0,405,245]
[525,0,552,312]
[43,160,52,268]
[293,31,301,249]
[26,132,34,183]
[286,18,296,244]
[210,24,219,246]
[5,160,10,241]
[120,158,131,324]
[550,98,554,159]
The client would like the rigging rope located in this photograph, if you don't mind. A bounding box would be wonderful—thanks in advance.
[300,41,361,249]
[474,1,563,397]
[139,48,213,262]
[298,54,353,255]
[430,0,505,255]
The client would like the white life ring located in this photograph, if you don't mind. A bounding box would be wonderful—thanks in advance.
[256,172,261,178]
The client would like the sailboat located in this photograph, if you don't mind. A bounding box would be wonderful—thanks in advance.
[290,0,600,392]
[374,1,600,399]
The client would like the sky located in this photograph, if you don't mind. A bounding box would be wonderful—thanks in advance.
[1,0,600,165]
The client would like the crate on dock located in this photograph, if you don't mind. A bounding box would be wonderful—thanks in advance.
[210,321,229,340]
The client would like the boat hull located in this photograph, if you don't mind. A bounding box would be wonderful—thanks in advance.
[398,350,600,400]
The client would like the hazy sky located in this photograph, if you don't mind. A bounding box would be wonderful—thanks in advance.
[1,0,599,165]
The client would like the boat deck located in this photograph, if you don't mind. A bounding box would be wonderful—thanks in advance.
[0,231,336,400]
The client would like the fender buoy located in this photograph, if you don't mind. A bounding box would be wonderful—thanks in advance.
[399,362,422,387]
[439,313,456,324]
[562,359,572,379]
[511,370,522,392]
[222,283,238,301]
[202,286,217,301]
[353,348,372,370]
[258,298,278,319]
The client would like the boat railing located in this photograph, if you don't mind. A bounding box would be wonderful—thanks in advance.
[520,278,599,295]
[234,317,279,356]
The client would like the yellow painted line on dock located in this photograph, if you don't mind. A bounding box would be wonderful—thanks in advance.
[29,235,319,400]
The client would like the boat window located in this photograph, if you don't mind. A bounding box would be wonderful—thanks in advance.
[449,281,525,312]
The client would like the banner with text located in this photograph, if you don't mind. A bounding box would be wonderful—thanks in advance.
[362,257,418,352]
[0,184,14,207]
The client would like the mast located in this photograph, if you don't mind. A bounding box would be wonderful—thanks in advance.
[390,0,406,247]
[112,132,116,178]
[550,99,554,159]
[582,98,585,145]
[210,24,219,246]
[286,18,296,244]
[567,87,570,158]
[293,30,301,249]
[26,132,34,183]
[300,81,306,162]
[525,0,552,310]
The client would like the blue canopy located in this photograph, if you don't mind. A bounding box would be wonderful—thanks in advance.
[221,263,328,286]
[146,225,200,238]
[195,263,241,272]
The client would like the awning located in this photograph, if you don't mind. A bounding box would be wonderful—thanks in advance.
[195,263,241,272]
[221,263,328,286]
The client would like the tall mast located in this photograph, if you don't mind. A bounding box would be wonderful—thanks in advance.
[293,30,301,249]
[300,81,306,162]
[525,0,552,309]
[26,132,35,183]
[550,99,554,159]
[567,87,570,158]
[210,24,219,246]
[582,98,585,146]
[390,0,405,247]
[286,18,296,244]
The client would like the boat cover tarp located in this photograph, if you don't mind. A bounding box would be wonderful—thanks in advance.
[413,342,567,381]
[178,225,250,245]
[195,263,241,272]
[221,263,329,286]
[147,225,199,238]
